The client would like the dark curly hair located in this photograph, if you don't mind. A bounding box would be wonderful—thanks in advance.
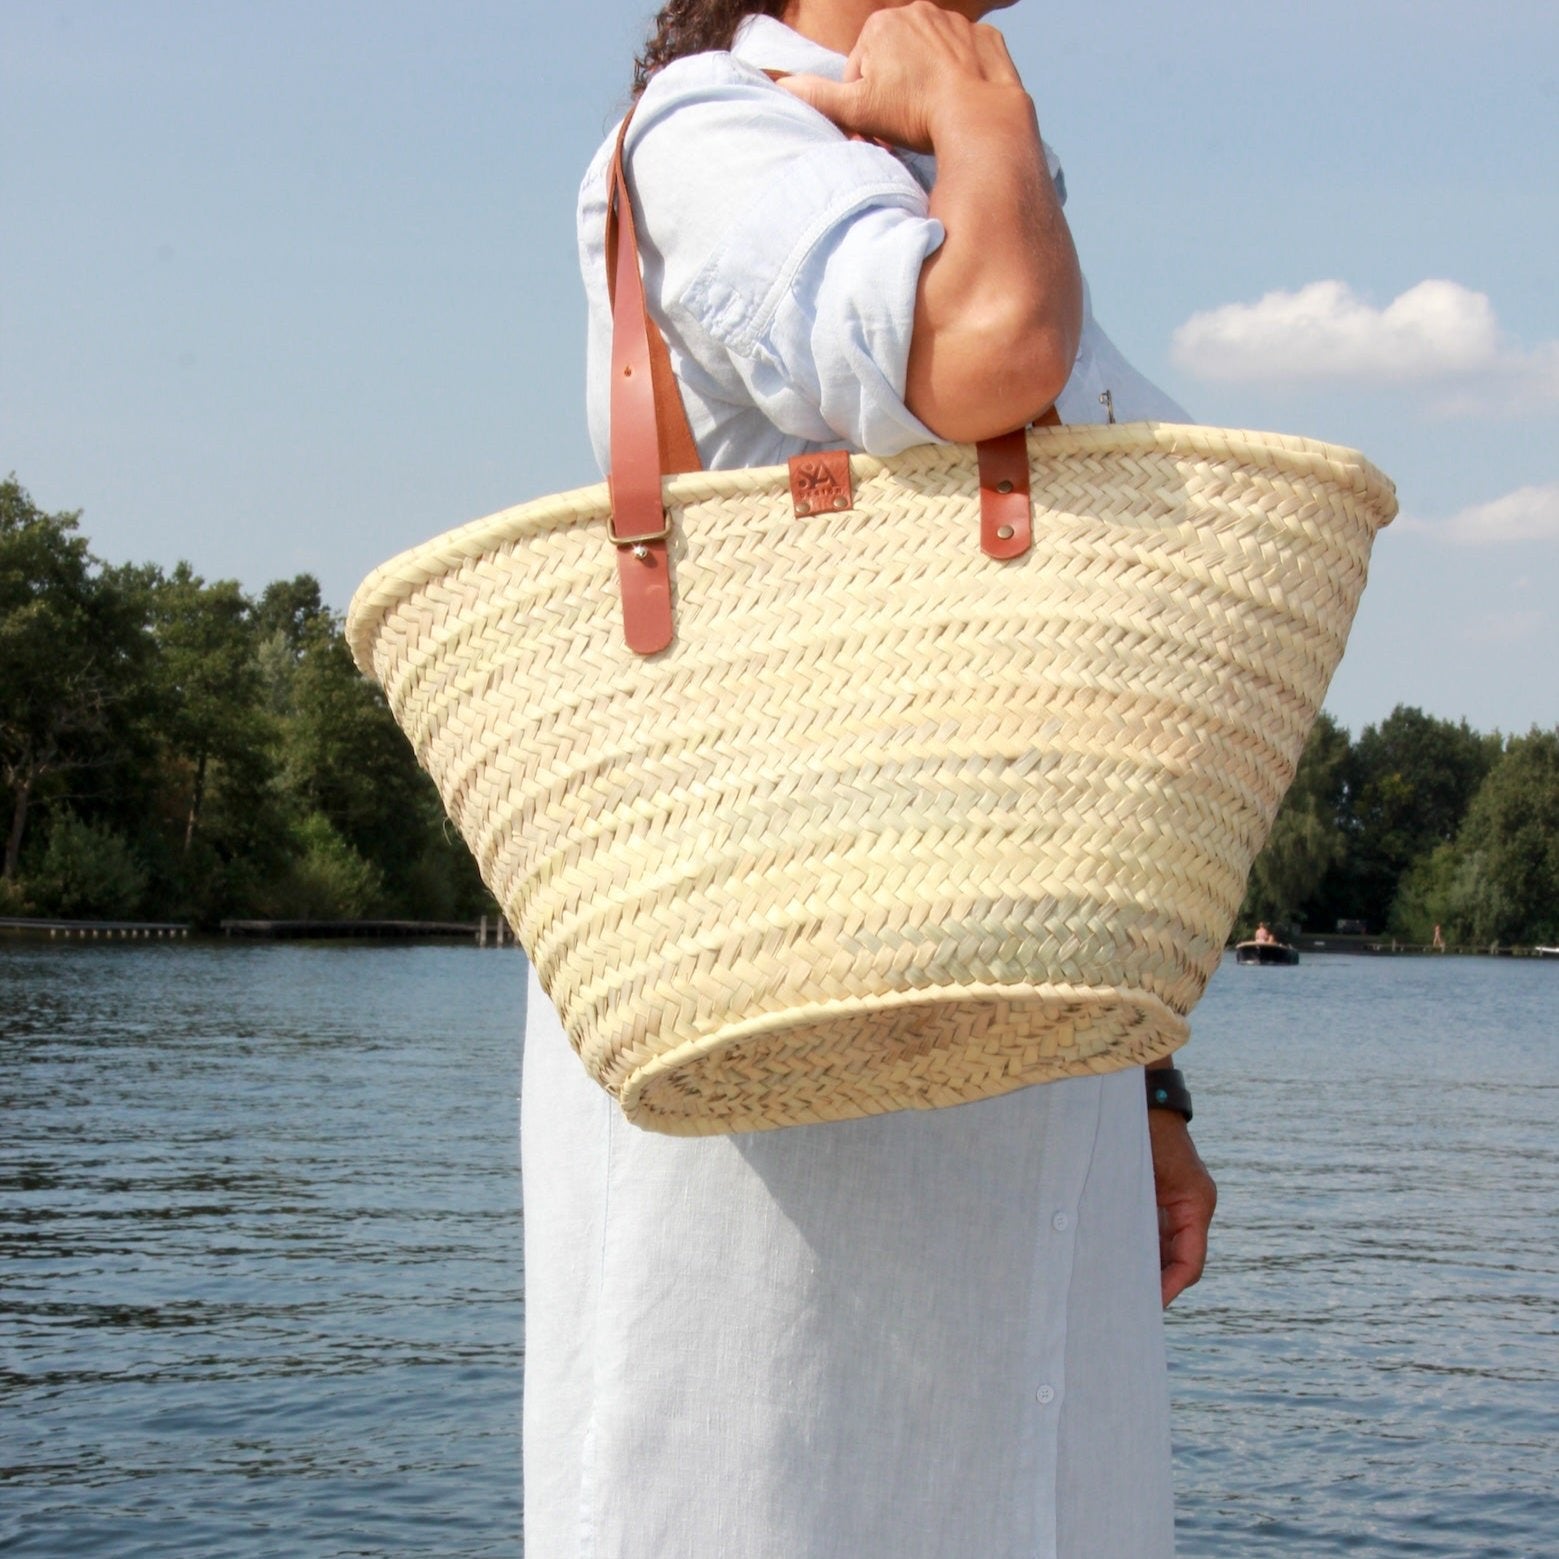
[633,0,788,97]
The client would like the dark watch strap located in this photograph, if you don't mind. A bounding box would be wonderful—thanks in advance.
[1146,1067,1193,1123]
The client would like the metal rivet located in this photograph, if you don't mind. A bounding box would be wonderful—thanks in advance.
[833,495,848,511]
[996,524,1015,541]
[795,501,812,517]
[996,480,1015,495]
[632,544,649,560]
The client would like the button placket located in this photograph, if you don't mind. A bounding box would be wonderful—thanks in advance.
[1022,1080,1103,1559]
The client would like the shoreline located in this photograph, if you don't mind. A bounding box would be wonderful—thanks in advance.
[0,915,499,944]
[5,916,1553,959]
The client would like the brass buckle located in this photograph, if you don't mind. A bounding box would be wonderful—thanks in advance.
[607,508,670,547]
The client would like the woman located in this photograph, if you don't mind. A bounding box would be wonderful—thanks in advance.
[522,5,1216,1554]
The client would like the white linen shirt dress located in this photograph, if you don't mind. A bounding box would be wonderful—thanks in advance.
[521,17,1192,1558]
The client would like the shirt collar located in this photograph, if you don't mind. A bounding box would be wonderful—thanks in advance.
[731,14,848,80]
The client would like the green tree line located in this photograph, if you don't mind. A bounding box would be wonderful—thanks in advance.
[4,476,1555,941]
[1240,707,1559,946]
[2,476,492,925]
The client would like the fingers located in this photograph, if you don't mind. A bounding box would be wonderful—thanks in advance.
[1159,1203,1210,1309]
[774,4,1027,154]
[775,73,860,133]
[777,70,928,150]
[1148,1110,1217,1309]
[776,76,894,148]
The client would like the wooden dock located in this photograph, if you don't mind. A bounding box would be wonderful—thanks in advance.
[0,916,190,940]
[219,919,491,941]
[3,915,516,946]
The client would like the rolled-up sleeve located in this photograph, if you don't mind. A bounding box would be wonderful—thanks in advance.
[680,141,942,454]
[629,61,942,457]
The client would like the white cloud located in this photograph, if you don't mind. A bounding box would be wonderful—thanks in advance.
[1172,280,1559,408]
[1397,482,1559,545]
[1437,483,1559,545]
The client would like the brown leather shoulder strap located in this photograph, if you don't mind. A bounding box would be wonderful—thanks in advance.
[606,111,702,482]
[604,109,703,654]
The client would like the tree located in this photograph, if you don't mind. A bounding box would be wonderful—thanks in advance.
[253,573,329,651]
[1239,712,1350,930]
[1336,705,1497,932]
[1438,729,1559,946]
[31,812,149,919]
[260,811,384,919]
[280,616,460,909]
[147,564,273,854]
[253,573,331,715]
[291,614,494,917]
[3,479,491,922]
[0,478,151,881]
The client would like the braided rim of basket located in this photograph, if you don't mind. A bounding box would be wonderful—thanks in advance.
[345,420,1397,678]
[618,978,1189,1133]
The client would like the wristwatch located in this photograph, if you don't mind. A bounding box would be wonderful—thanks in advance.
[1146,1066,1192,1123]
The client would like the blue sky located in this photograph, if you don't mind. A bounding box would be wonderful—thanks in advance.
[4,0,1554,736]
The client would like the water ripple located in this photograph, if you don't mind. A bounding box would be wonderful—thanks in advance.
[3,943,1554,1555]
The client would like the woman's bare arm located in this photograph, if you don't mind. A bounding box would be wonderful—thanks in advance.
[780,3,1082,442]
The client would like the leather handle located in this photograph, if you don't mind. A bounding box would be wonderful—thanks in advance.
[607,114,702,492]
[604,108,1062,653]
[605,112,701,654]
[978,404,1060,559]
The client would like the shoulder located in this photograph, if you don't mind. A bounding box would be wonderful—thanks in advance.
[578,51,806,177]
[577,51,821,227]
[580,48,929,280]
[630,50,847,181]
[641,47,773,101]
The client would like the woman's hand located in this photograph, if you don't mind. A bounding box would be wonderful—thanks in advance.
[1147,1108,1217,1308]
[779,3,1082,443]
[778,2,1031,154]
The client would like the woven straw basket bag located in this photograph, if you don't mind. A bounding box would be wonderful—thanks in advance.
[347,127,1397,1135]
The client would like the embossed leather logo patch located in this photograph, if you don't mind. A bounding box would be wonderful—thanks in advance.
[788,451,854,518]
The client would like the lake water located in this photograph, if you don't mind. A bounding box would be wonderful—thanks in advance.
[2,942,1554,1557]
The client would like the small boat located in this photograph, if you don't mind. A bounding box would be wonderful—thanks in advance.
[1235,940,1300,966]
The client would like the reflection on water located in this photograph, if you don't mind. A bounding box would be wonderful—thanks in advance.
[1171,953,1557,1558]
[2,943,1555,1556]
[1,942,527,1558]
